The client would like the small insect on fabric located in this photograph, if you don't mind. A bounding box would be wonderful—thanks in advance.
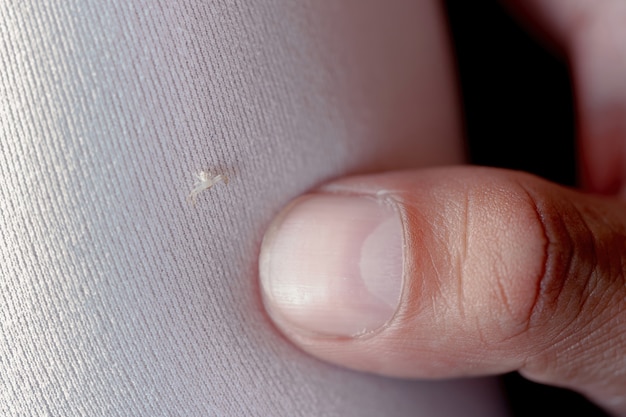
[188,170,228,205]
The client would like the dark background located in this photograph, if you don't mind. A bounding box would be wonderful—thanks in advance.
[443,1,609,416]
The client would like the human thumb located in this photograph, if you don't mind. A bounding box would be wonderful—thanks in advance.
[259,166,626,415]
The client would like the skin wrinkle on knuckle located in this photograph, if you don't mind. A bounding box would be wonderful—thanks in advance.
[553,200,614,330]
[433,180,543,350]
[493,257,518,327]
[527,191,571,329]
[519,183,626,390]
[454,189,472,321]
[517,185,579,335]
[506,184,591,379]
[470,183,581,362]
[471,183,542,335]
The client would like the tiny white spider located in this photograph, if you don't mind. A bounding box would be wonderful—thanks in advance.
[187,170,228,204]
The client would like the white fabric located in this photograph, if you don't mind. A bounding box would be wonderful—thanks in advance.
[0,0,509,415]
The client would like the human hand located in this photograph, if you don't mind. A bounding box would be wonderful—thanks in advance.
[259,1,626,415]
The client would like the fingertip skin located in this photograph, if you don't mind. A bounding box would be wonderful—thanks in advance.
[263,166,626,414]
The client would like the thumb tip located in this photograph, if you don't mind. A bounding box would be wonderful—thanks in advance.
[259,192,404,339]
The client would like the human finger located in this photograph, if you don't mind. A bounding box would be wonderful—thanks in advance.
[260,166,626,415]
